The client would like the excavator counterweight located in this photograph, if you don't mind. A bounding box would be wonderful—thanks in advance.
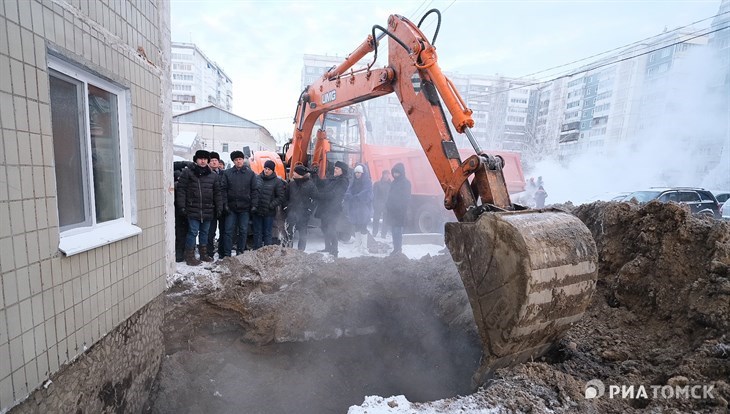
[286,9,598,386]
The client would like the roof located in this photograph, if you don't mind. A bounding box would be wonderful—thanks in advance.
[173,105,270,132]
[174,131,199,148]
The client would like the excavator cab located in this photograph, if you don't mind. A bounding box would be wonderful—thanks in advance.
[286,9,598,386]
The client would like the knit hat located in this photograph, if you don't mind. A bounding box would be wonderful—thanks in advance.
[264,160,276,170]
[209,151,220,161]
[193,150,210,162]
[353,165,364,174]
[334,161,348,173]
[230,150,245,161]
[293,165,308,176]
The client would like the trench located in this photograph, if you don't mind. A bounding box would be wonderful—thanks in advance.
[144,295,482,414]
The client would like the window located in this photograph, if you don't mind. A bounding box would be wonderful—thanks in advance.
[678,192,700,203]
[222,143,229,152]
[48,56,140,255]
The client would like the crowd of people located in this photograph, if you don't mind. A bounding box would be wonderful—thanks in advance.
[174,150,412,265]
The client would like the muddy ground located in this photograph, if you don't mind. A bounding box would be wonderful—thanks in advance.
[145,201,729,413]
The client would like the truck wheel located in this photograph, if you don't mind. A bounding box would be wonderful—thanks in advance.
[416,205,444,234]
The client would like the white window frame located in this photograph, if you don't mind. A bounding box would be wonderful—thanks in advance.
[48,56,140,256]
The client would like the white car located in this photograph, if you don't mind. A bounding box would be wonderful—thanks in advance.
[721,202,730,221]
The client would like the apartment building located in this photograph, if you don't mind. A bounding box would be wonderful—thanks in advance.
[0,1,170,412]
[171,42,232,114]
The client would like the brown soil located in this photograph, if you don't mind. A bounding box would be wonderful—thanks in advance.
[146,201,730,413]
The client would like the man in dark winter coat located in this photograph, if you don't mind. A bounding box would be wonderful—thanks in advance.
[372,169,391,238]
[173,160,194,262]
[206,152,226,259]
[176,150,222,265]
[285,165,318,251]
[221,150,259,257]
[313,160,349,258]
[386,162,411,255]
[252,160,286,249]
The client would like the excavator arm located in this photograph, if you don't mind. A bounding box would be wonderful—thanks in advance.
[287,10,598,386]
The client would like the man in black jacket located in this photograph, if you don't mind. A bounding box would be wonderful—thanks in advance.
[252,160,286,249]
[206,152,225,259]
[285,165,318,251]
[173,161,194,262]
[313,160,349,258]
[221,150,259,257]
[386,162,411,255]
[176,150,222,265]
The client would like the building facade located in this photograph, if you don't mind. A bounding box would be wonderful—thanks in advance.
[0,0,170,411]
[171,42,232,115]
[173,105,278,160]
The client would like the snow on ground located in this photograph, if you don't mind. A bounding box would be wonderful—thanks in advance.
[348,394,505,414]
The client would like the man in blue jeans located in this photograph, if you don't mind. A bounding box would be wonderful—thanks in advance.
[221,151,259,257]
[176,150,222,265]
[252,160,285,249]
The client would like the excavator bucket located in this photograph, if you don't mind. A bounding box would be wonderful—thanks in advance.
[445,209,597,385]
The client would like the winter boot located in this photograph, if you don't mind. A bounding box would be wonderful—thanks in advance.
[198,245,213,262]
[184,247,201,266]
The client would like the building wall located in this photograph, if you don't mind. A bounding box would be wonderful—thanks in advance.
[172,122,278,153]
[0,0,169,411]
[8,298,164,414]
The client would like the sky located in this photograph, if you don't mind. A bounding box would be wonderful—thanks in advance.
[170,0,722,140]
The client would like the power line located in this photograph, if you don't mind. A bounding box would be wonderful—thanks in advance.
[483,23,730,98]
[516,9,730,82]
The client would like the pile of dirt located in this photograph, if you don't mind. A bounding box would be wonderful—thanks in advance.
[393,201,729,413]
[206,247,478,345]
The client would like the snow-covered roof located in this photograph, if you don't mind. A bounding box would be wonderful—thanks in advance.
[174,131,199,148]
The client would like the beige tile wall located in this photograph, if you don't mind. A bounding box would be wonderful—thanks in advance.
[0,0,168,410]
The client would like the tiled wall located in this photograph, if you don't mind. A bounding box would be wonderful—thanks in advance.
[0,0,169,410]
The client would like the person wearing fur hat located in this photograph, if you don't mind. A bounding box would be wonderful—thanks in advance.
[176,149,222,265]
[221,150,259,257]
[344,163,373,255]
[313,160,349,257]
[386,162,411,256]
[252,160,285,249]
[206,152,226,259]
[285,164,318,250]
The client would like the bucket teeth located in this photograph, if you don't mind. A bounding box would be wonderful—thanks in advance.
[445,210,598,385]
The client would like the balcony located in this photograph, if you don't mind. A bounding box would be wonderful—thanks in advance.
[560,121,580,132]
[559,132,579,143]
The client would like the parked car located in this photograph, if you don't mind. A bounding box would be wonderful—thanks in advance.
[624,187,722,219]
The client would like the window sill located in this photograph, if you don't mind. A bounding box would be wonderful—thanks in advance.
[59,221,142,256]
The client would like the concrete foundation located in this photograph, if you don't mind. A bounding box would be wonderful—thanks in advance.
[8,296,165,414]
